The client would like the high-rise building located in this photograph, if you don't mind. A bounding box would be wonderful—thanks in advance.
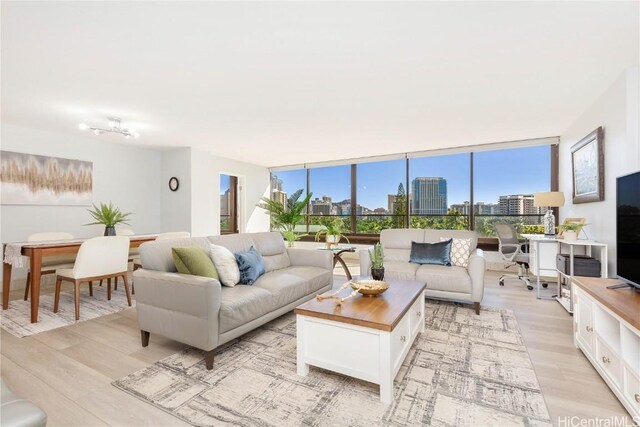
[270,175,283,192]
[220,189,231,216]
[411,177,447,215]
[449,201,470,215]
[310,196,332,215]
[498,194,542,224]
[474,202,500,215]
[270,174,287,208]
[387,194,397,213]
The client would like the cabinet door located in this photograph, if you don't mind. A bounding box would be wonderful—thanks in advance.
[575,289,595,355]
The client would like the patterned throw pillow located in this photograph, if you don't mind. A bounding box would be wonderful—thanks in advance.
[440,237,472,268]
[234,246,266,285]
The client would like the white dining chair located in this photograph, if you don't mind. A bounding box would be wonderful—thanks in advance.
[24,232,75,301]
[53,236,131,321]
[112,228,136,290]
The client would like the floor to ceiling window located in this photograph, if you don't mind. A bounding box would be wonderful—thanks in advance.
[219,174,238,234]
[268,143,556,242]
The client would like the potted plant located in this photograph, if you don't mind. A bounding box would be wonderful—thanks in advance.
[369,242,384,280]
[315,217,350,248]
[86,202,132,236]
[258,189,313,247]
[559,222,586,241]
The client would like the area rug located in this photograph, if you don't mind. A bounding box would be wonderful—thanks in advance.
[1,283,135,338]
[113,301,551,427]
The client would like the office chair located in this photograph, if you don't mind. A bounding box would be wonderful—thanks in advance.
[493,222,547,291]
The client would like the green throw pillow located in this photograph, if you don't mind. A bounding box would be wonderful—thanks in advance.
[172,246,219,280]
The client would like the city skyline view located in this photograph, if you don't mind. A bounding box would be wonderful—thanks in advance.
[271,145,551,213]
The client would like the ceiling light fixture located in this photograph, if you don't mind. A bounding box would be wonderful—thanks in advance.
[78,117,140,139]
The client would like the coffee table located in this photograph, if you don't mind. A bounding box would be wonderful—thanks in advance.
[294,278,426,403]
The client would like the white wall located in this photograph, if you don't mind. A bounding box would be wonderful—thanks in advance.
[159,147,270,236]
[559,67,640,276]
[1,123,163,242]
[0,123,163,284]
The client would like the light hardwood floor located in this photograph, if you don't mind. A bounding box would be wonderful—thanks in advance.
[0,268,634,426]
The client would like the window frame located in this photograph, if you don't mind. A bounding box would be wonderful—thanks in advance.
[269,144,559,248]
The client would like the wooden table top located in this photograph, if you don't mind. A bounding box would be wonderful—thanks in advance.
[294,278,426,332]
[573,276,640,330]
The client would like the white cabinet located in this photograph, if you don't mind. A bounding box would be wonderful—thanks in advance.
[574,285,640,419]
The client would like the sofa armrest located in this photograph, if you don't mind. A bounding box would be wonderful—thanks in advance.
[359,247,373,277]
[468,249,486,303]
[133,269,222,351]
[287,248,333,271]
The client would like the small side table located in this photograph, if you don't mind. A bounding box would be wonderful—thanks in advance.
[317,246,355,279]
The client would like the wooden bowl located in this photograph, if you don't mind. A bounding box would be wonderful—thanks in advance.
[350,279,390,297]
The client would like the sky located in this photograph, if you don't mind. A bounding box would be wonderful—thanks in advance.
[262,145,550,210]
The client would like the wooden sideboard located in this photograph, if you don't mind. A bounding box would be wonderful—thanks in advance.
[572,276,640,419]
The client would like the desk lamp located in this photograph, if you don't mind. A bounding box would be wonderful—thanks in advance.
[534,192,565,236]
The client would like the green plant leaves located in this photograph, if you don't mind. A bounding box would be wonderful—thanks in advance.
[85,202,132,227]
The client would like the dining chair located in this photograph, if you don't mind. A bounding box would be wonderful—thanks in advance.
[23,232,75,301]
[53,236,131,321]
[113,228,136,290]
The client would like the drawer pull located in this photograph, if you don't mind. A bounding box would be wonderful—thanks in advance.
[635,394,640,403]
[586,326,593,332]
[400,336,406,343]
[601,356,610,364]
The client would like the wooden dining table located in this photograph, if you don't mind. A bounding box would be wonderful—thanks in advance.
[2,235,156,323]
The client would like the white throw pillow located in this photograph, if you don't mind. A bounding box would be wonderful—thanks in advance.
[440,237,472,268]
[209,244,240,287]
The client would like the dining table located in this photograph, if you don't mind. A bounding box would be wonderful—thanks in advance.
[2,235,157,323]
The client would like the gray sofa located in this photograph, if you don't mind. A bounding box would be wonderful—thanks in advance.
[133,232,333,369]
[1,379,47,427]
[359,229,486,314]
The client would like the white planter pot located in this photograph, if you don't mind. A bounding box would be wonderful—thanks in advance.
[326,235,339,244]
[563,230,577,241]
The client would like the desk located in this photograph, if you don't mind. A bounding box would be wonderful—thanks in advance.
[2,235,156,323]
[521,234,559,300]
[317,246,355,280]
[521,234,608,312]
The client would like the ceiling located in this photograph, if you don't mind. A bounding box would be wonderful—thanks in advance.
[2,1,638,167]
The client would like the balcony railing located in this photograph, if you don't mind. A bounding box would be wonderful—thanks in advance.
[220,215,232,233]
[474,214,544,237]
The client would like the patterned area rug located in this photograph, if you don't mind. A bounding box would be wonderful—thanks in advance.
[113,301,551,427]
[1,282,135,337]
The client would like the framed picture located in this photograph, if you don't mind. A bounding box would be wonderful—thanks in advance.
[571,127,604,204]
[0,151,93,205]
[557,217,586,238]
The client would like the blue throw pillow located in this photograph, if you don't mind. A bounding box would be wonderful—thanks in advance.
[234,246,266,285]
[409,240,452,266]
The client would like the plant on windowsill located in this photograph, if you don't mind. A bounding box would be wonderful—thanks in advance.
[85,202,132,236]
[369,242,384,281]
[258,189,313,247]
[315,217,350,249]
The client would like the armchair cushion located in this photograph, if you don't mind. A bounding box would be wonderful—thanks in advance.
[381,261,420,281]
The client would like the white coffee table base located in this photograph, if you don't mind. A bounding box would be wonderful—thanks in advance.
[296,290,425,404]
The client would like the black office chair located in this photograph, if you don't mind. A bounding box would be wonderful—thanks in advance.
[493,222,548,291]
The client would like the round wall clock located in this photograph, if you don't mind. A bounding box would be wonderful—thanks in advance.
[168,177,179,192]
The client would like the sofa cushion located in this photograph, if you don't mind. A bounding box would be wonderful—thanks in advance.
[382,261,420,281]
[219,285,276,333]
[140,237,212,272]
[253,266,331,307]
[381,229,426,262]
[235,246,265,285]
[208,234,256,254]
[172,246,219,280]
[251,232,291,272]
[416,264,471,293]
